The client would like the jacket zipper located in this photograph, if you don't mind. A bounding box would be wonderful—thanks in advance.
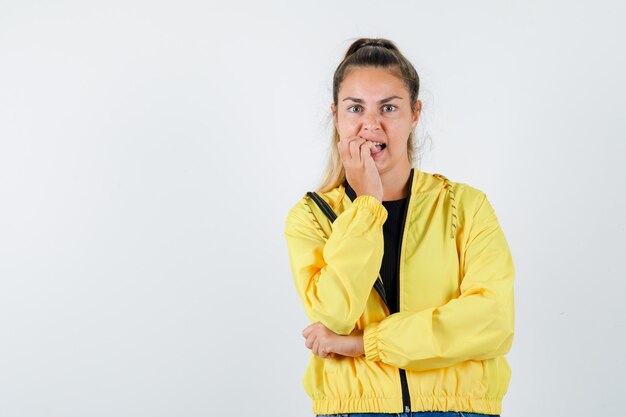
[396,168,414,413]
[336,172,414,413]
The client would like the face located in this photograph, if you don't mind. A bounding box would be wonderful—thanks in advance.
[331,66,421,173]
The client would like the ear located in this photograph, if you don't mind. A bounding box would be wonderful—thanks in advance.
[330,102,337,122]
[411,100,422,129]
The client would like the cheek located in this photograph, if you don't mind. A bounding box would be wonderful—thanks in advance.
[337,123,359,137]
[386,118,408,131]
[385,125,405,141]
[390,118,414,135]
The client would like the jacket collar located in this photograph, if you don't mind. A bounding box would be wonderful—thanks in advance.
[337,167,457,239]
[342,168,416,203]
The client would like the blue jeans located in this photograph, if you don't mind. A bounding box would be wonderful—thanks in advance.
[317,413,500,417]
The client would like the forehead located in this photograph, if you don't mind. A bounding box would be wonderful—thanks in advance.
[339,66,406,98]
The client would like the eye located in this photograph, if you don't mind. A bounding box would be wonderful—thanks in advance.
[383,104,397,112]
[348,105,363,113]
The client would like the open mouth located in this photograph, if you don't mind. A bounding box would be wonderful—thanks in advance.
[370,142,387,153]
[371,143,386,156]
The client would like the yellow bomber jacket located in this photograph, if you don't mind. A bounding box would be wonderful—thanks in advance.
[283,168,515,416]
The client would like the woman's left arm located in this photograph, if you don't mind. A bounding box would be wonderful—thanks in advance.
[302,323,364,358]
[360,192,515,371]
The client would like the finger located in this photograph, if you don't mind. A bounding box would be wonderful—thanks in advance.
[360,138,376,163]
[360,140,375,162]
[314,334,327,357]
[348,137,365,162]
[341,135,362,163]
[302,321,320,338]
[312,338,320,356]
[304,333,315,350]
[352,138,367,163]
[320,347,329,359]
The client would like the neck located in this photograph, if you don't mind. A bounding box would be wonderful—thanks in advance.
[379,162,412,201]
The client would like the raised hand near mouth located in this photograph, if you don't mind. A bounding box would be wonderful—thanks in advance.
[337,135,384,202]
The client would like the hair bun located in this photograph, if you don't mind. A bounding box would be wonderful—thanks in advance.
[358,41,387,50]
[364,41,386,47]
[344,39,398,57]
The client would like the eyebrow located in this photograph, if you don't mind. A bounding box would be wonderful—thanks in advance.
[342,95,403,104]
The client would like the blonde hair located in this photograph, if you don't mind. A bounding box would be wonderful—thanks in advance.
[315,37,427,193]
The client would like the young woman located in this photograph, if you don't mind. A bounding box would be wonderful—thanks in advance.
[283,38,515,417]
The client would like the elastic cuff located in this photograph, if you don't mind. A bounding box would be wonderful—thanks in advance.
[363,322,381,362]
[353,195,388,223]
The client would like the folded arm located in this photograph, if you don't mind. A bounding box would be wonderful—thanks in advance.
[362,193,515,371]
[284,195,388,335]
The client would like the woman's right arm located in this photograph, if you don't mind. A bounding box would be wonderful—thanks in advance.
[283,194,388,336]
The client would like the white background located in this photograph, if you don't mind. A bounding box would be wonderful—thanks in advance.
[1,1,625,416]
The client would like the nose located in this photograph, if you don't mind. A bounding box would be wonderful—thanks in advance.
[362,110,381,132]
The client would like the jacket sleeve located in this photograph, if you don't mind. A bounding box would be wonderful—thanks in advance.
[283,194,388,335]
[362,192,515,371]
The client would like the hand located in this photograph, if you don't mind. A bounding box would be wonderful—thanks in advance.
[302,322,365,359]
[337,135,384,202]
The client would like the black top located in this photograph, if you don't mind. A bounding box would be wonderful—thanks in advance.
[343,180,408,314]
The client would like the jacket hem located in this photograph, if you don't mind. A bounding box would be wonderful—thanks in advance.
[312,395,502,415]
